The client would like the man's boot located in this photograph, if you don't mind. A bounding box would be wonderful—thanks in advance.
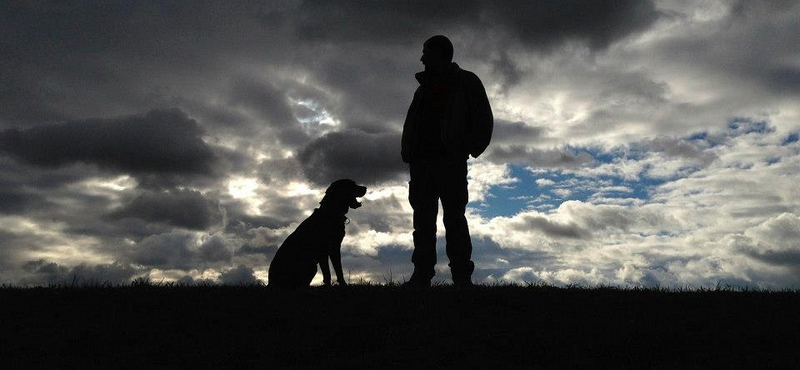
[402,267,434,288]
[450,261,475,286]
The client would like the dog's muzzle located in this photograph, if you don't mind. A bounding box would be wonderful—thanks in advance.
[350,185,367,209]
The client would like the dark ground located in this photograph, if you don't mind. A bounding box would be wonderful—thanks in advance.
[1,282,798,369]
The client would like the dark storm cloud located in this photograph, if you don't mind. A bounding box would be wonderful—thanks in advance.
[298,129,406,185]
[651,0,800,98]
[641,137,715,161]
[515,214,591,239]
[296,0,658,51]
[235,244,278,256]
[491,51,522,93]
[0,109,218,179]
[286,0,664,129]
[491,119,547,145]
[227,76,309,145]
[0,0,666,137]
[222,200,293,236]
[0,190,45,215]
[346,195,408,234]
[747,250,800,268]
[225,212,289,235]
[0,150,112,191]
[307,54,416,132]
[127,232,197,270]
[198,235,233,263]
[486,0,660,51]
[125,231,240,270]
[485,146,595,168]
[229,77,296,129]
[0,80,71,126]
[766,67,800,94]
[71,216,175,243]
[109,189,222,230]
[296,0,661,126]
[257,157,305,185]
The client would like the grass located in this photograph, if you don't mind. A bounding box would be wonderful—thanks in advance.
[2,281,798,369]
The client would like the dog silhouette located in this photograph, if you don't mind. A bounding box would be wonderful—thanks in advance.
[268,179,367,288]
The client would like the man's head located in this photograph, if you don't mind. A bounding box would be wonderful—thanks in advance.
[421,35,453,72]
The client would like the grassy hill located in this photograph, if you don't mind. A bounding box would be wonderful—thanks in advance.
[2,282,798,369]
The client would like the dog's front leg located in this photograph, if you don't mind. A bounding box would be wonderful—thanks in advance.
[329,244,347,286]
[318,254,332,286]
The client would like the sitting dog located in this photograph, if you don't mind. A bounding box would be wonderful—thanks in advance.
[268,179,367,288]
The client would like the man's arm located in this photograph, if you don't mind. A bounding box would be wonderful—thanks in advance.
[466,73,493,158]
[401,88,423,163]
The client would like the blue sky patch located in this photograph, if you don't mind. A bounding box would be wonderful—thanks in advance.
[470,163,665,218]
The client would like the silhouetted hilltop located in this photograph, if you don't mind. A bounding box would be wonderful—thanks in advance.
[2,283,798,369]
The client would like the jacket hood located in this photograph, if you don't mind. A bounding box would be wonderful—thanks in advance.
[415,62,460,86]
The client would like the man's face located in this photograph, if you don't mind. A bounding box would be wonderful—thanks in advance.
[421,43,447,71]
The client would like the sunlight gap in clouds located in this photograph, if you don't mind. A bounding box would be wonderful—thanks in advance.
[285,181,321,197]
[290,98,341,136]
[0,216,112,266]
[227,176,263,215]
[66,175,138,204]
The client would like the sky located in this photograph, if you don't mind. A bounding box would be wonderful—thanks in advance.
[1,0,799,287]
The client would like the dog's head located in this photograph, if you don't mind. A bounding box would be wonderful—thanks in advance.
[322,179,367,210]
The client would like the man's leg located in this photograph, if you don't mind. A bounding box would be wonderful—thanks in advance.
[408,163,438,284]
[439,161,474,285]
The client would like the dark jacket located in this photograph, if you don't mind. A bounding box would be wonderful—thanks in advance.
[401,62,493,163]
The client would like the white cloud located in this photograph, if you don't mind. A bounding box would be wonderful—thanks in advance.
[535,178,555,186]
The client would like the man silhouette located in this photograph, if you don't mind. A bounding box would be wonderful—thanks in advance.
[401,35,493,287]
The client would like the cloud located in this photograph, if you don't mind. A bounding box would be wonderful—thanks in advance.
[235,244,278,256]
[296,0,659,51]
[298,129,406,185]
[485,146,595,168]
[490,119,547,145]
[0,109,219,186]
[227,76,309,145]
[219,265,259,285]
[109,189,222,230]
[126,232,198,270]
[514,214,590,239]
[0,190,45,215]
[738,213,800,270]
[198,234,234,263]
[535,179,555,186]
[745,213,800,251]
[124,231,240,270]
[19,259,141,286]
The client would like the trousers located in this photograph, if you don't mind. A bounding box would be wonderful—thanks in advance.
[408,160,473,278]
